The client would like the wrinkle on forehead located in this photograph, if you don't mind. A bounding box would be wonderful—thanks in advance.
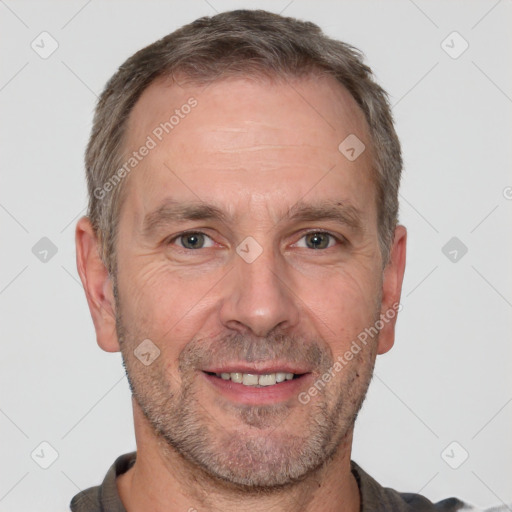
[217,144,315,153]
[124,74,371,154]
[119,75,377,236]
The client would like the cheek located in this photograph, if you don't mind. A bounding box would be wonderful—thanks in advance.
[118,259,222,344]
[294,263,381,354]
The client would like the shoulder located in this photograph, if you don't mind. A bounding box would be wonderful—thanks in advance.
[351,461,510,512]
[70,485,102,512]
[69,452,136,512]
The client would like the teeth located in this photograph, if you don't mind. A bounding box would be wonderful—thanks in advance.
[214,372,299,386]
[242,373,259,386]
[231,372,243,383]
[258,374,276,386]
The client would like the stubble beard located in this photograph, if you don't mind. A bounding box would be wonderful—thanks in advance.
[114,290,378,490]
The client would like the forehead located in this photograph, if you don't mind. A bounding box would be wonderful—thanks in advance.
[121,73,376,225]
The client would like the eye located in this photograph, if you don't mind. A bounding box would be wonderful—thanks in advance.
[294,231,339,250]
[171,232,215,250]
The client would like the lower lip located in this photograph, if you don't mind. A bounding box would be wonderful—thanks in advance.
[202,372,312,405]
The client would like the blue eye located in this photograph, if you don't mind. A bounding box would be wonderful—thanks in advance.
[296,232,338,250]
[169,231,341,251]
[173,232,214,249]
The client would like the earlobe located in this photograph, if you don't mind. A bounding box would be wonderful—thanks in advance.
[377,225,407,355]
[75,216,120,353]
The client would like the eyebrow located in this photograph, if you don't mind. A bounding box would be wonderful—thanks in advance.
[284,200,362,232]
[141,199,229,238]
[141,198,363,238]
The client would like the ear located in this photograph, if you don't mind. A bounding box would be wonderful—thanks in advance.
[377,225,407,355]
[75,216,120,352]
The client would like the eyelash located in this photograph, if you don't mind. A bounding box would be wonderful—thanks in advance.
[167,230,345,249]
[295,230,345,248]
[168,230,215,249]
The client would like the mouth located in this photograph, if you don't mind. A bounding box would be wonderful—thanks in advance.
[204,371,305,387]
[201,367,313,405]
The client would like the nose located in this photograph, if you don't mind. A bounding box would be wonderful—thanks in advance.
[219,244,300,338]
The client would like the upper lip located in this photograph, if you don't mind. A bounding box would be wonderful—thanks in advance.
[201,363,311,375]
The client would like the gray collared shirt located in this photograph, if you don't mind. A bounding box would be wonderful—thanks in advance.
[69,452,504,512]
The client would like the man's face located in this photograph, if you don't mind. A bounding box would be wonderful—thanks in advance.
[111,74,394,487]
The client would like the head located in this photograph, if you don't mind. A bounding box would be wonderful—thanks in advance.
[76,9,406,490]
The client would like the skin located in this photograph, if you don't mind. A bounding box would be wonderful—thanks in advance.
[76,73,406,512]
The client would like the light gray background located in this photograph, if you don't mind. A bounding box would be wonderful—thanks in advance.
[1,1,511,510]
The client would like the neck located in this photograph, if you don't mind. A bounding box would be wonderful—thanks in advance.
[117,399,361,512]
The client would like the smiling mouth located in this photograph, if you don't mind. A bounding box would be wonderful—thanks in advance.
[204,371,306,387]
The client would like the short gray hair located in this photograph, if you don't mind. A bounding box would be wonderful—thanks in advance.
[85,9,402,275]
